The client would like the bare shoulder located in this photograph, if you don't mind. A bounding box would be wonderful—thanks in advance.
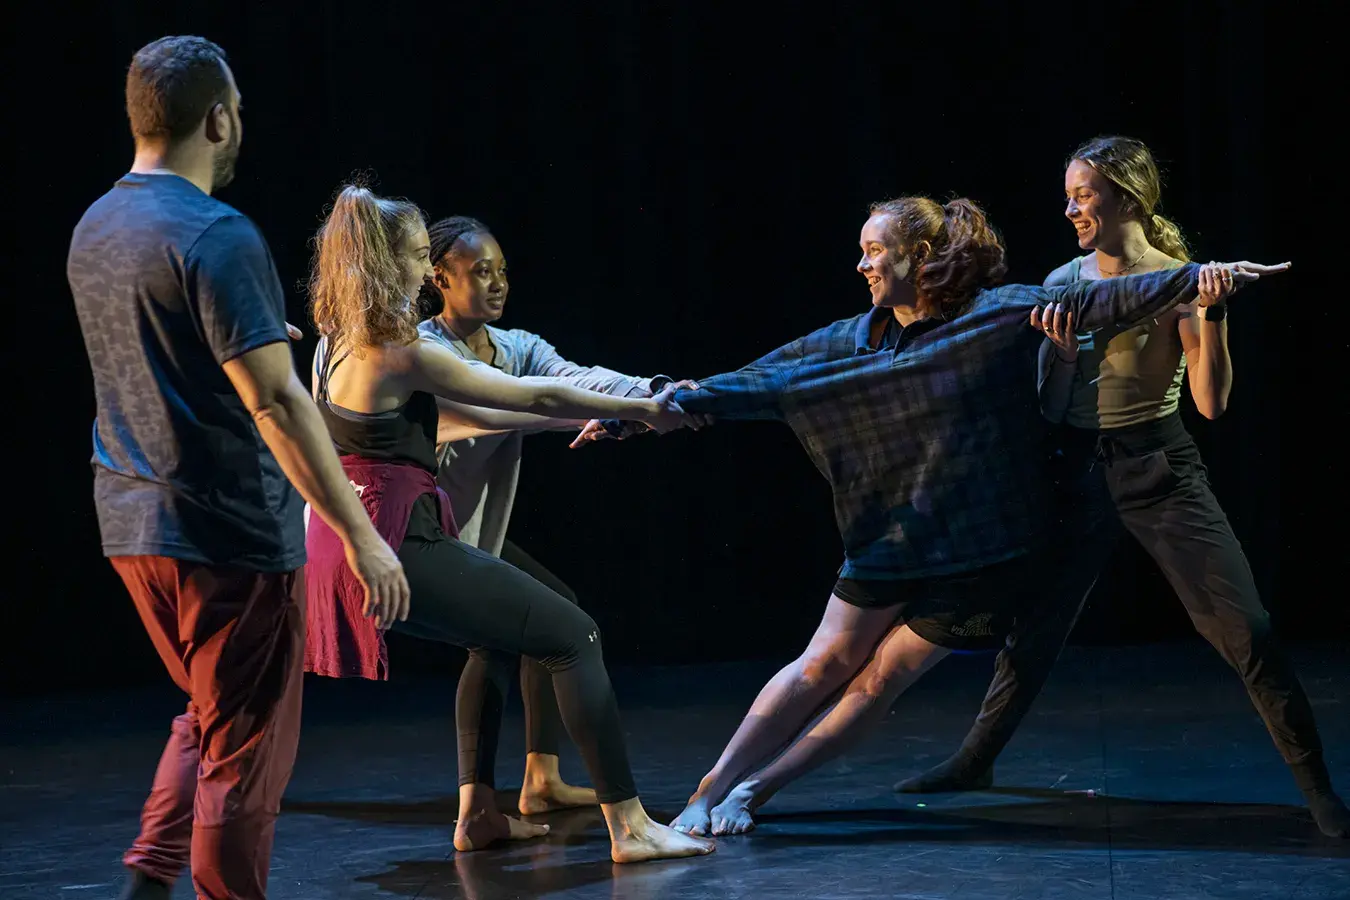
[407,334,450,362]
[1152,252,1187,272]
[366,339,426,377]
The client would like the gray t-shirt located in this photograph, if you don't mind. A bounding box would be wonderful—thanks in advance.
[416,317,654,556]
[67,173,305,571]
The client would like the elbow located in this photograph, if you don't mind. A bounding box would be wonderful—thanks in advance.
[1193,379,1232,420]
[249,399,289,431]
[248,380,305,428]
[527,386,566,416]
[1196,398,1228,421]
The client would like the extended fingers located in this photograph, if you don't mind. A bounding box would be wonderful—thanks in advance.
[1229,260,1291,274]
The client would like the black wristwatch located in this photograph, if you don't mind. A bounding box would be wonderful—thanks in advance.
[1202,302,1228,323]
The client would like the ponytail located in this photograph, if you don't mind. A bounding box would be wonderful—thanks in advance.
[308,181,425,354]
[1144,213,1190,263]
[916,198,1008,316]
[1072,136,1190,262]
[869,195,1008,317]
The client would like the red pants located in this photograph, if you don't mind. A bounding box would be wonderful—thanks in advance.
[111,556,306,900]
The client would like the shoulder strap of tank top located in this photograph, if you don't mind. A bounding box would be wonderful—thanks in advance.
[316,336,351,404]
[1070,256,1084,280]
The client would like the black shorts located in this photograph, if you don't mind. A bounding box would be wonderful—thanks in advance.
[832,555,1032,651]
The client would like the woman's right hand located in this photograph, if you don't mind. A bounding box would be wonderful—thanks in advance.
[642,383,691,434]
[345,531,411,630]
[1202,260,1291,304]
[1030,302,1079,361]
[643,381,716,434]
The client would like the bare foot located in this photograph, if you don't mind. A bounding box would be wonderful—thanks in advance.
[611,821,717,863]
[670,796,713,835]
[519,780,598,816]
[709,782,759,835]
[454,806,550,852]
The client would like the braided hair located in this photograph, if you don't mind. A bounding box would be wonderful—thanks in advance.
[416,215,492,321]
[427,215,491,266]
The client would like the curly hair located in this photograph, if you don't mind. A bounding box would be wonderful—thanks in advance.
[125,35,232,144]
[308,184,426,354]
[868,196,1008,317]
[1071,136,1191,263]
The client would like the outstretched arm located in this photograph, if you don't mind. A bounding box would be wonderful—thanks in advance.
[569,337,804,447]
[1042,260,1288,333]
[435,397,583,444]
[1046,263,1200,331]
[516,331,661,397]
[408,337,682,429]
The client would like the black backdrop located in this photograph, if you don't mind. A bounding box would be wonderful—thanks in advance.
[5,0,1337,696]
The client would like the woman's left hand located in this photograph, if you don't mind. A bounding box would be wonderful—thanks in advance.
[1197,262,1236,307]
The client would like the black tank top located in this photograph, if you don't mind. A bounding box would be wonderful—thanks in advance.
[316,342,439,474]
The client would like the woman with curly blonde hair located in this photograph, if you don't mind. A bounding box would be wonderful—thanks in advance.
[302,183,715,863]
[576,194,1284,836]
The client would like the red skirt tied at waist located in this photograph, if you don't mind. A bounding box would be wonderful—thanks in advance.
[304,456,458,680]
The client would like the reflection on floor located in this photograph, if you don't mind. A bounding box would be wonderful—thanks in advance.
[3,643,1348,899]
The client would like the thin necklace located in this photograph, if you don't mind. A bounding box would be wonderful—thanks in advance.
[1097,246,1149,277]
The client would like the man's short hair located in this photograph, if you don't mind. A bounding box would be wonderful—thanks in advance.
[125,36,231,143]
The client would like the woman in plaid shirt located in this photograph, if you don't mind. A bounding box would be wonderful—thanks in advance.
[576,196,1283,836]
[897,136,1348,838]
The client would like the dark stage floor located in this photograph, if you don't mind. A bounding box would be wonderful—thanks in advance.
[3,643,1348,899]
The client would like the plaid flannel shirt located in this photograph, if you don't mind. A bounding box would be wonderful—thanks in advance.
[625,264,1199,580]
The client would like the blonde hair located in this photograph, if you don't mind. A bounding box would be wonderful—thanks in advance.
[868,195,1008,317]
[1072,136,1191,263]
[308,184,425,354]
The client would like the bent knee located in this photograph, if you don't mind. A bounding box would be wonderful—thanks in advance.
[1199,607,1273,652]
[532,610,603,673]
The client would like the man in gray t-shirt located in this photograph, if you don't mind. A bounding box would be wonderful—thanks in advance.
[72,36,406,899]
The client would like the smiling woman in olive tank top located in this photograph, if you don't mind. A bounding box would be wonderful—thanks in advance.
[897,136,1348,840]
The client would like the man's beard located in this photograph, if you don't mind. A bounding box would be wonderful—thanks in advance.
[211,129,240,191]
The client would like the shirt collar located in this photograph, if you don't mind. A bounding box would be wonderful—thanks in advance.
[853,305,949,355]
[853,306,892,355]
[432,317,503,363]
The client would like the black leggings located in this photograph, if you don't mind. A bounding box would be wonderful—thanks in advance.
[392,495,636,803]
[492,540,576,758]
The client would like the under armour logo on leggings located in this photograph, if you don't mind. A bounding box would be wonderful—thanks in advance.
[588,631,597,642]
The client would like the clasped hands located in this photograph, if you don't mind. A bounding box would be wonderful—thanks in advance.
[569,379,712,449]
